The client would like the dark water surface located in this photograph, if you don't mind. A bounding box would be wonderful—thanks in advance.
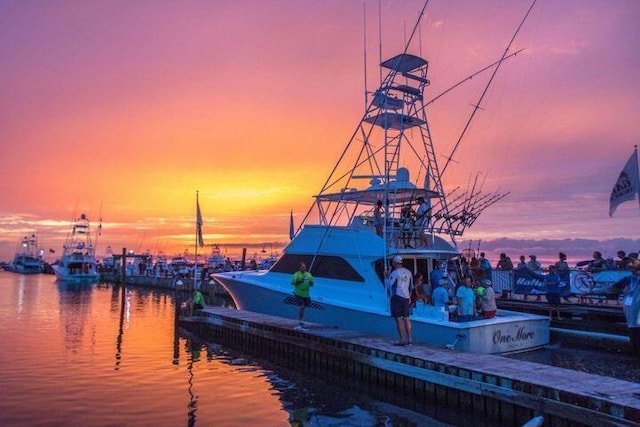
[0,273,452,426]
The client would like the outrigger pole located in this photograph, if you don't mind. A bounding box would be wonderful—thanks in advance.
[442,0,538,176]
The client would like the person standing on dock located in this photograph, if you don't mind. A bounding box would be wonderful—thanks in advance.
[623,265,640,355]
[291,262,313,330]
[387,255,413,346]
[189,289,205,316]
[496,253,513,271]
[545,265,562,320]
[554,252,572,303]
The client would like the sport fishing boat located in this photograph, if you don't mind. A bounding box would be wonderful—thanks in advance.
[213,3,549,354]
[52,213,100,283]
[5,234,44,274]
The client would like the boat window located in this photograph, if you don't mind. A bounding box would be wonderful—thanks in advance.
[374,258,387,285]
[271,254,364,282]
[416,258,429,275]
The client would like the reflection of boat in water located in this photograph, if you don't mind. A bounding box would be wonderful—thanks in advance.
[52,213,100,283]
[214,5,548,354]
[4,234,44,274]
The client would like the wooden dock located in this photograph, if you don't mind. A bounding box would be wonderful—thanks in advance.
[179,306,640,427]
[99,272,228,295]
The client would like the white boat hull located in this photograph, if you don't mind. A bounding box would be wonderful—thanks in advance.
[52,256,100,284]
[214,272,549,354]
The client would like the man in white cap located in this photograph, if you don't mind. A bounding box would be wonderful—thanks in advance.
[387,255,413,346]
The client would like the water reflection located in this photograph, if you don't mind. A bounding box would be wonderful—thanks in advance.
[114,285,131,370]
[180,331,451,426]
[56,281,94,353]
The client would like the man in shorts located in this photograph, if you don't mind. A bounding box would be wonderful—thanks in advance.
[387,255,413,345]
[291,262,314,330]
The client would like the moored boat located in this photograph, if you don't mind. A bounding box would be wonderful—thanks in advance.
[213,4,549,354]
[52,213,100,283]
[4,234,44,274]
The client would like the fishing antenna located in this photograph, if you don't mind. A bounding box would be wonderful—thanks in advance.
[363,1,368,112]
[378,0,382,85]
[441,0,538,176]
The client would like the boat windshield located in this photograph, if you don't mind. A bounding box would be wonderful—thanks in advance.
[271,254,364,282]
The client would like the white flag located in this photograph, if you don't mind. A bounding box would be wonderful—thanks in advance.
[609,147,640,217]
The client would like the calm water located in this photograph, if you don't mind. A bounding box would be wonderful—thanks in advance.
[0,273,452,427]
[2,273,637,426]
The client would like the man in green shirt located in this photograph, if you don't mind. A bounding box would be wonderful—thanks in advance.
[291,262,313,330]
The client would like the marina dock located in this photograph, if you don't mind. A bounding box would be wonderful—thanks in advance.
[179,306,640,426]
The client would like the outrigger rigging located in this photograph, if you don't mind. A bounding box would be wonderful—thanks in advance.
[296,0,537,250]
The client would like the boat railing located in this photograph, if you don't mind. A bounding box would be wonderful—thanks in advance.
[354,211,429,249]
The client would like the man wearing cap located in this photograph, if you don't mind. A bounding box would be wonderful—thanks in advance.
[387,255,413,346]
[432,278,450,309]
[479,279,497,319]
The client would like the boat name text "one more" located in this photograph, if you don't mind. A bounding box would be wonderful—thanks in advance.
[493,327,535,345]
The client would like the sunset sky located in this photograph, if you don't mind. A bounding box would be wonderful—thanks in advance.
[1,0,639,264]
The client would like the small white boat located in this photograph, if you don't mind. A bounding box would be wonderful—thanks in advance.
[5,234,44,274]
[214,5,549,354]
[52,213,100,283]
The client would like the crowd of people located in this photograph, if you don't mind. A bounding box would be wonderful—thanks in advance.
[382,248,640,345]
[383,253,501,345]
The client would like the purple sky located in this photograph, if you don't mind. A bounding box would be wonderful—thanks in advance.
[0,0,639,263]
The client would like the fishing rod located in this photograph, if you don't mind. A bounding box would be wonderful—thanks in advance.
[442,0,538,176]
[421,49,524,112]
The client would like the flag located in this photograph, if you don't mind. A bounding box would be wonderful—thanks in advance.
[609,147,640,217]
[196,194,205,247]
[289,210,295,240]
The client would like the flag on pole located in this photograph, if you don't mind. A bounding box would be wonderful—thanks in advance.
[609,146,640,217]
[196,194,205,247]
[289,210,295,240]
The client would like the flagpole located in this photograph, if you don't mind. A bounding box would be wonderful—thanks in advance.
[194,191,198,290]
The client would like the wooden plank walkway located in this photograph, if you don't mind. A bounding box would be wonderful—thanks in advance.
[179,306,640,426]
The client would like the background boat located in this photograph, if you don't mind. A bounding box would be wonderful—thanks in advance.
[52,213,100,283]
[3,234,44,274]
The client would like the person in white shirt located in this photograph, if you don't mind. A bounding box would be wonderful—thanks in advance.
[387,255,413,346]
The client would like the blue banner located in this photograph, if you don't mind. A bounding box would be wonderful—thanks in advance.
[513,269,571,297]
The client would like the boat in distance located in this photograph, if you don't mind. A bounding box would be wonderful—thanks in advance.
[4,234,44,274]
[214,5,549,354]
[52,213,100,284]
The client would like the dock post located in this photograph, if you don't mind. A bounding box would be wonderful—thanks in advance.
[241,248,247,270]
[121,247,127,286]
